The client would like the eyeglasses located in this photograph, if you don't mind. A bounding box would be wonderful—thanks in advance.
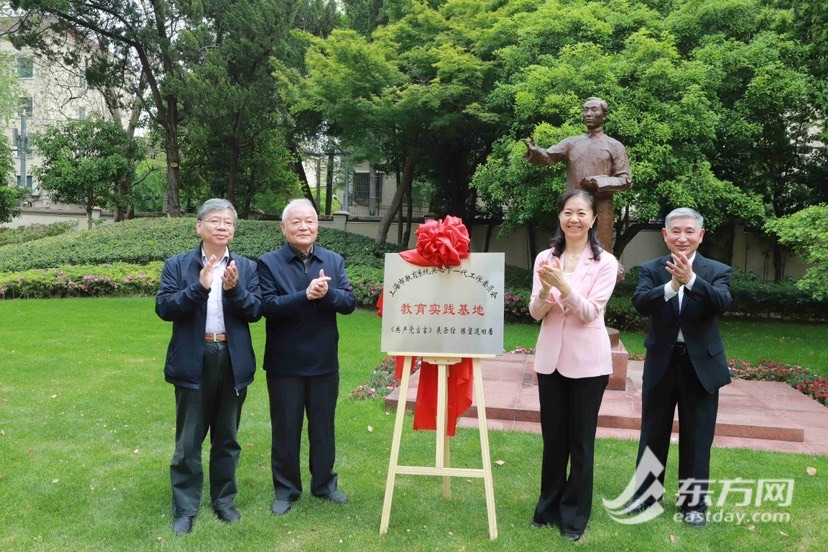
[201,219,235,228]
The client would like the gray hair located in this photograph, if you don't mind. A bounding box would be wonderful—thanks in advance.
[665,207,703,229]
[281,198,317,221]
[197,198,237,221]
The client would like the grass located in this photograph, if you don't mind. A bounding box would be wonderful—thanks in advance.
[0,298,826,551]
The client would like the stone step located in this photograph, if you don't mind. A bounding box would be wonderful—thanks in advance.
[384,354,813,445]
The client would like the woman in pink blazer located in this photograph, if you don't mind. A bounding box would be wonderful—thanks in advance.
[528,189,618,542]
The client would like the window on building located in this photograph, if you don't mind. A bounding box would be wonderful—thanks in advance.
[352,172,383,205]
[18,97,33,117]
[17,57,33,79]
[78,106,87,120]
[79,70,87,90]
[16,174,33,189]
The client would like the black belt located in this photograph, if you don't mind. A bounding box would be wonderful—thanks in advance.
[673,343,688,355]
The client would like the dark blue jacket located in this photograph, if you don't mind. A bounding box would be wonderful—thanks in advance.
[632,253,733,393]
[156,245,262,390]
[257,243,356,376]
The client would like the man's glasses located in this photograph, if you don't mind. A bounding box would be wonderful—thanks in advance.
[201,219,235,228]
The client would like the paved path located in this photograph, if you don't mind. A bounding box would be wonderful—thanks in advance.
[385,353,828,455]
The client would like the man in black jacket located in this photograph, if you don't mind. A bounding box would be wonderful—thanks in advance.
[623,207,733,528]
[156,198,262,534]
[257,198,356,516]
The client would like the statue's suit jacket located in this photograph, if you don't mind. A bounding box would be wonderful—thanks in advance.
[632,253,733,394]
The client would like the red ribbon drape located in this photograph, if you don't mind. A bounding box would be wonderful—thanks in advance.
[393,356,473,437]
[378,215,474,437]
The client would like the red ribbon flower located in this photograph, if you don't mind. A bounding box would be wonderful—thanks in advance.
[399,215,470,267]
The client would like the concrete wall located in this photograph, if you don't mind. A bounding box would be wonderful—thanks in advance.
[3,207,113,230]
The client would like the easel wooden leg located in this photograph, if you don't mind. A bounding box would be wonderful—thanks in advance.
[380,356,413,535]
[473,358,498,539]
[380,356,498,540]
[436,362,451,498]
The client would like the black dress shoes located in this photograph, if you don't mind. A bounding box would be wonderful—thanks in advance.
[683,510,706,528]
[561,531,582,542]
[271,499,293,515]
[622,497,658,515]
[317,489,349,504]
[215,506,241,524]
[172,515,194,535]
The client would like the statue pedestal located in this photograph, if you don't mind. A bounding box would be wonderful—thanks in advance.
[531,327,628,391]
[607,328,629,391]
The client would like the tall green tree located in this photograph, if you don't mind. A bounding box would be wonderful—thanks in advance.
[177,0,338,216]
[472,0,763,261]
[32,118,143,229]
[0,52,21,222]
[291,1,497,243]
[765,205,828,300]
[10,0,195,216]
[668,0,826,280]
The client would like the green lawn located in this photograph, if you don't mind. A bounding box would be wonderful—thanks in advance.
[0,298,826,551]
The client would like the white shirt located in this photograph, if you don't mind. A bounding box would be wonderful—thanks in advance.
[203,248,230,334]
[662,253,696,343]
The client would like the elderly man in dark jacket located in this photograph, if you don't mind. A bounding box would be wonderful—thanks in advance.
[257,198,356,516]
[156,198,262,535]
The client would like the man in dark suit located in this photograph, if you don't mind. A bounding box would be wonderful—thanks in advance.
[156,198,262,535]
[624,208,733,528]
[257,198,356,516]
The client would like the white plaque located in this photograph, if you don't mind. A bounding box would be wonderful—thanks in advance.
[380,253,505,356]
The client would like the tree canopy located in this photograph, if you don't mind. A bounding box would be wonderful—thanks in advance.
[32,117,143,228]
[5,0,826,280]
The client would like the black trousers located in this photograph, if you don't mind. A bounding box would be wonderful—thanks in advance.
[534,371,608,534]
[170,342,245,516]
[266,371,340,501]
[635,348,719,513]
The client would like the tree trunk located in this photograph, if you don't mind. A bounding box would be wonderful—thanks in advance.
[376,154,417,244]
[484,219,495,252]
[105,83,143,222]
[288,144,317,211]
[227,135,240,204]
[86,199,94,230]
[163,109,182,216]
[527,221,537,267]
[613,222,649,259]
[325,151,334,215]
[403,181,413,246]
[772,241,785,282]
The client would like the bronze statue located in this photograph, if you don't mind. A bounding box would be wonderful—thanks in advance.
[523,97,631,256]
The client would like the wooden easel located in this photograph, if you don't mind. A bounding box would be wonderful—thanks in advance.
[379,354,498,540]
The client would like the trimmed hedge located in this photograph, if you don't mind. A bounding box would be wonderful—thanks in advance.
[1,218,824,325]
[0,217,400,272]
[0,221,77,247]
[0,263,162,299]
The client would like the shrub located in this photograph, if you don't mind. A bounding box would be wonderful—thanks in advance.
[345,265,384,308]
[729,359,828,407]
[504,264,532,290]
[351,356,421,400]
[0,218,402,272]
[0,221,77,246]
[606,296,647,332]
[0,263,161,299]
[504,288,531,323]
